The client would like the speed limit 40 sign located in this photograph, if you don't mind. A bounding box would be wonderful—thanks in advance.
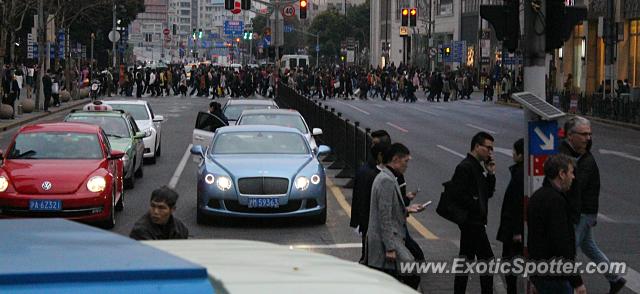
[282,5,296,17]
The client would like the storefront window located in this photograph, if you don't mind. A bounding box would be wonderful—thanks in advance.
[631,20,640,87]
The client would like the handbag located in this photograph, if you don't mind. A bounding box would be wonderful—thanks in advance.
[436,180,469,226]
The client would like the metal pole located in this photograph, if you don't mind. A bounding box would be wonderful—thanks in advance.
[90,34,94,67]
[316,34,319,67]
[36,0,44,111]
[112,0,117,68]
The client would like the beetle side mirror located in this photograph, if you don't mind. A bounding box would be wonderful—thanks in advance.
[109,150,125,160]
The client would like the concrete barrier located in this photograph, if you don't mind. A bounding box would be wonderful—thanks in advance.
[20,98,35,113]
[59,90,71,102]
[0,104,14,119]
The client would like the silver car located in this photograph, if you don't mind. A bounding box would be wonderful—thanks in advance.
[236,109,323,152]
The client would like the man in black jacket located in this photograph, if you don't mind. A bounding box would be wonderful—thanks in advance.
[451,132,497,294]
[130,186,189,240]
[496,138,524,294]
[528,154,585,294]
[350,130,391,262]
[559,116,626,293]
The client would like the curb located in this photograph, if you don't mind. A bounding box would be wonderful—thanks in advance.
[0,98,91,133]
[496,101,640,131]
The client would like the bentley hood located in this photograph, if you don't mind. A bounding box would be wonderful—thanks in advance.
[210,155,312,179]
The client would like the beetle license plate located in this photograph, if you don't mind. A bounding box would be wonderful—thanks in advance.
[29,200,62,211]
[247,198,279,208]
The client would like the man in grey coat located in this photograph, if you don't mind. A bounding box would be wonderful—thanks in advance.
[366,143,426,288]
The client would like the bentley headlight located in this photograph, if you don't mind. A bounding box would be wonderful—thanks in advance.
[0,176,9,192]
[87,176,106,192]
[216,176,232,191]
[204,174,215,185]
[294,176,310,191]
[310,174,321,185]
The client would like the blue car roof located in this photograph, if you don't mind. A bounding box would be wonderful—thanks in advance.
[0,219,213,293]
[216,125,304,134]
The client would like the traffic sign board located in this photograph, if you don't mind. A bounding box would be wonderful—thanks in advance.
[400,26,408,36]
[108,31,120,43]
[163,28,170,35]
[224,20,244,37]
[528,120,558,155]
[284,24,294,33]
[282,5,295,17]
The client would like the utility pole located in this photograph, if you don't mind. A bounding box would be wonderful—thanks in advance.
[36,0,44,112]
[604,0,615,98]
[112,0,117,68]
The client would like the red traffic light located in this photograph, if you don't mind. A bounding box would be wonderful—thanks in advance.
[402,8,409,16]
[410,8,417,15]
[300,0,307,8]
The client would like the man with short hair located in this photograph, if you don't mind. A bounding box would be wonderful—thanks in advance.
[366,143,425,289]
[559,116,626,293]
[528,154,585,294]
[129,186,189,240]
[451,131,497,294]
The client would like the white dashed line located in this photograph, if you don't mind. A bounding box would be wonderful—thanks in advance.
[413,107,440,116]
[168,144,193,188]
[386,122,409,133]
[466,123,498,134]
[599,149,640,162]
[337,100,370,115]
[494,147,513,157]
[437,145,465,159]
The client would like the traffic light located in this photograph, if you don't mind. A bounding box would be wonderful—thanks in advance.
[225,0,234,10]
[545,0,587,52]
[192,29,197,40]
[241,0,251,10]
[409,8,417,27]
[444,46,451,56]
[243,30,252,40]
[236,37,241,43]
[401,8,409,27]
[480,0,519,52]
[198,29,203,39]
[300,0,307,19]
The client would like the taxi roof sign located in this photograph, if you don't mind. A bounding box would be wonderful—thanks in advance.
[511,92,565,120]
[83,101,113,112]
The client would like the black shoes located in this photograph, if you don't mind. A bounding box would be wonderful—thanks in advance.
[610,277,626,294]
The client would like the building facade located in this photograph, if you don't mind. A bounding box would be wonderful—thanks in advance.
[552,0,640,94]
[130,0,169,63]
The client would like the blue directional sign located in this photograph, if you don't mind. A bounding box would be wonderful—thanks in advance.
[528,120,559,155]
[224,20,244,37]
[284,24,294,33]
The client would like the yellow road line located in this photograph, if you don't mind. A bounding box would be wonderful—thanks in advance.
[326,176,439,240]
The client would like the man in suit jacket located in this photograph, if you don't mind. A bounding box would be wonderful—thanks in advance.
[451,131,497,294]
[366,143,425,288]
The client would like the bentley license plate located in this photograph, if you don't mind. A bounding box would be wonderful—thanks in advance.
[29,200,62,211]
[247,198,279,208]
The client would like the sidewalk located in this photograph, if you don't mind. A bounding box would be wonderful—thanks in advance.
[496,100,640,131]
[0,96,91,133]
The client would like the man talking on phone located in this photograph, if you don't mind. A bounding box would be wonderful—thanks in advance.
[450,132,497,294]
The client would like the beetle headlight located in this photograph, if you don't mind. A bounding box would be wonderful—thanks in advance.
[310,174,321,185]
[294,176,310,191]
[216,176,232,191]
[204,174,215,185]
[0,176,9,192]
[87,176,106,192]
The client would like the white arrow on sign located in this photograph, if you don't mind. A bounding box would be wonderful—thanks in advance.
[534,127,554,151]
[599,149,640,162]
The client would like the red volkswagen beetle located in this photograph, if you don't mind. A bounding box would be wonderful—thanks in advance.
[0,123,125,229]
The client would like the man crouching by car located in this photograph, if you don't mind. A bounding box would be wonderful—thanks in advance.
[130,186,189,240]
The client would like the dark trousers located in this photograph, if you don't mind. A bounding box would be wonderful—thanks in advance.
[43,93,52,111]
[136,84,143,98]
[502,240,523,294]
[454,224,494,294]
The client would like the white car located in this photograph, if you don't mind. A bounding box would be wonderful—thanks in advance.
[222,99,279,125]
[236,108,323,152]
[103,100,164,164]
[145,239,418,294]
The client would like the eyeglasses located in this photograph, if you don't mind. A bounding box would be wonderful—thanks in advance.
[480,144,494,151]
[574,132,592,137]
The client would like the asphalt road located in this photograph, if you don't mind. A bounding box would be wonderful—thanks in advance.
[1,92,637,293]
